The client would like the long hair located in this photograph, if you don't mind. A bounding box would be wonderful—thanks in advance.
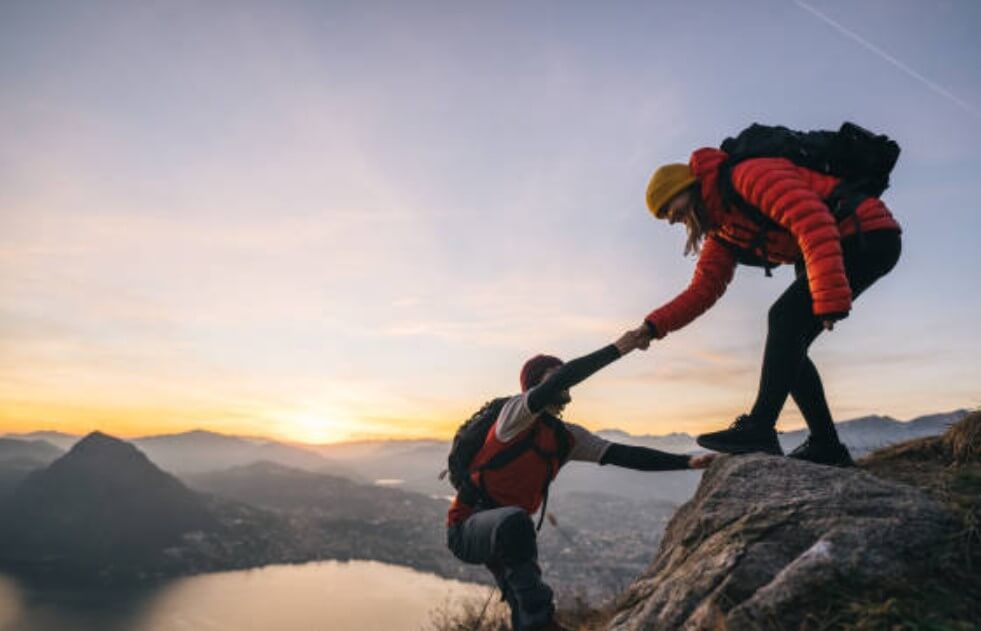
[682,186,709,256]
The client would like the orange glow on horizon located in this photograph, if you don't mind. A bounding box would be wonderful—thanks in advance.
[0,395,807,445]
[0,397,472,445]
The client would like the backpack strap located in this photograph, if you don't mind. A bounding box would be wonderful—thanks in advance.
[536,478,551,531]
[539,414,571,465]
[531,415,571,531]
[478,423,541,471]
[454,398,510,510]
[717,160,780,277]
[469,421,542,512]
[827,179,871,249]
[473,415,571,530]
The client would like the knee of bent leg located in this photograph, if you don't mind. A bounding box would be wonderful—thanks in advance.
[767,297,799,332]
[493,509,536,563]
[767,300,784,330]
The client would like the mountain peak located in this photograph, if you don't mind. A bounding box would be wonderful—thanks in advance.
[0,432,217,565]
[59,431,157,474]
[74,430,128,449]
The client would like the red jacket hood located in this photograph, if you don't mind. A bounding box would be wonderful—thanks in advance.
[690,147,730,214]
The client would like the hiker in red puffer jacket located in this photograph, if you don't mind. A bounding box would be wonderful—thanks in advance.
[633,144,902,466]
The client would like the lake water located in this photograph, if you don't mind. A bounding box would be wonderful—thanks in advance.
[0,561,490,631]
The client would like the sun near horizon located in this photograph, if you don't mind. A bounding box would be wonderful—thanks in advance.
[2,2,979,447]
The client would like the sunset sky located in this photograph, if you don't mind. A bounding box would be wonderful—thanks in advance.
[2,0,979,445]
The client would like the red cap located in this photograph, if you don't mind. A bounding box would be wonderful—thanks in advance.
[520,354,563,392]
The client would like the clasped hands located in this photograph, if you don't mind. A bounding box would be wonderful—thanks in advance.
[614,323,655,356]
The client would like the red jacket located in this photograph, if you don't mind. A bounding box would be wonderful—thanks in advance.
[646,148,901,336]
[447,415,570,526]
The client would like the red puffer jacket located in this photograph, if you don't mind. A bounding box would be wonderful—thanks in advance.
[645,148,901,337]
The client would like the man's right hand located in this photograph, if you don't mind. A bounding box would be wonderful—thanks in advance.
[615,328,651,355]
[631,323,653,351]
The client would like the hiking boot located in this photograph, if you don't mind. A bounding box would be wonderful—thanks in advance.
[696,415,783,455]
[788,436,854,467]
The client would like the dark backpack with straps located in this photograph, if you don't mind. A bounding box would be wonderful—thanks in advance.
[715,122,900,275]
[444,397,571,530]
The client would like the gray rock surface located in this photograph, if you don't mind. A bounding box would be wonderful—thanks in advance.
[607,454,956,630]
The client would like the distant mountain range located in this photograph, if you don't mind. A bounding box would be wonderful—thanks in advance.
[0,431,678,594]
[0,432,487,586]
[2,431,79,451]
[0,438,66,497]
[593,410,970,458]
[2,409,970,506]
[1,429,357,478]
[0,437,63,463]
[0,432,216,568]
[130,430,357,478]
[781,411,965,453]
[301,409,971,503]
[0,412,969,594]
[185,461,447,522]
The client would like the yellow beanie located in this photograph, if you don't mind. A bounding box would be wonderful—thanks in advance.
[645,163,696,218]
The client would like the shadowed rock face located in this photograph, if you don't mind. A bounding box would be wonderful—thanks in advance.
[608,454,956,630]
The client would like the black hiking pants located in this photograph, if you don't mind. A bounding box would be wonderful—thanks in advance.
[750,230,902,440]
[447,507,553,630]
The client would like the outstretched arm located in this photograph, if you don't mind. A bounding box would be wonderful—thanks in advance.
[599,444,716,470]
[599,443,692,471]
[526,330,643,414]
[642,238,737,341]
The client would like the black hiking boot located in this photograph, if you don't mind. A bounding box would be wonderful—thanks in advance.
[696,415,783,455]
[788,436,855,467]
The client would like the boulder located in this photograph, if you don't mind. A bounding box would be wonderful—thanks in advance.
[607,454,956,630]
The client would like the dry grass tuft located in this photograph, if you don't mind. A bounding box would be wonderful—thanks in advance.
[424,590,510,631]
[943,409,981,465]
[848,411,981,629]
[426,591,614,631]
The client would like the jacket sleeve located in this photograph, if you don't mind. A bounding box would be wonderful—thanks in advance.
[731,157,852,318]
[526,344,621,413]
[599,442,691,471]
[645,237,737,337]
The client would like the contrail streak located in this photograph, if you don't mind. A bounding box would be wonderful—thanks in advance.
[794,0,981,120]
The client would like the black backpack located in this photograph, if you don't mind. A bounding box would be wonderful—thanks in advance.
[443,397,570,530]
[715,122,900,275]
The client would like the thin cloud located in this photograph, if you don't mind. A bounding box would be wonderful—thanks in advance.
[794,0,981,120]
[817,348,948,367]
[612,363,755,386]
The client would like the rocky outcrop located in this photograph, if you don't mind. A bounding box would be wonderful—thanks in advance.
[607,453,958,630]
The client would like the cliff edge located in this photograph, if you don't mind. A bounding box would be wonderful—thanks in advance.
[606,411,980,630]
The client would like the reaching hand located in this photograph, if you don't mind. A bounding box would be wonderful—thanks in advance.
[632,323,653,350]
[688,453,717,469]
[614,328,650,356]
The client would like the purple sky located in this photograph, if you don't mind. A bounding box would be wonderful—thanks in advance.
[1,0,979,443]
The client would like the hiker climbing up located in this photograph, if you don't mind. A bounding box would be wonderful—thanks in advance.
[445,330,714,631]
[634,123,903,467]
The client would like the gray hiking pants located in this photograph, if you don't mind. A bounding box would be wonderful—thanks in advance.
[447,506,554,630]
